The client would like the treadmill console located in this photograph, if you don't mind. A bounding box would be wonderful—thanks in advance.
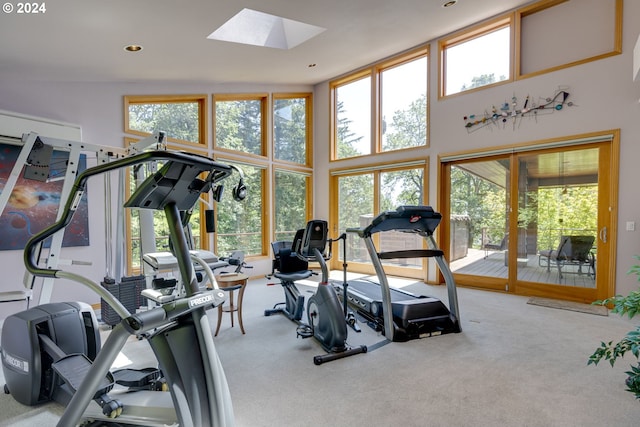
[366,205,441,236]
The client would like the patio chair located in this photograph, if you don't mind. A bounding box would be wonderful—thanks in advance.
[538,235,595,279]
[483,234,507,259]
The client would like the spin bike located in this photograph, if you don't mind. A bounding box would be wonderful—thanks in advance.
[265,220,367,365]
[1,146,239,426]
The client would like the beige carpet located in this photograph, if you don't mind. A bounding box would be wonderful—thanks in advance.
[527,297,609,316]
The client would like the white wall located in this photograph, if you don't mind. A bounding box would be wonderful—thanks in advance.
[313,1,640,297]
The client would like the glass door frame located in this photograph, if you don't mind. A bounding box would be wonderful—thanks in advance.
[438,130,618,303]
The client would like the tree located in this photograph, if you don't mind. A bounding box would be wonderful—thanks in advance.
[274,98,307,164]
[460,73,506,92]
[129,102,200,142]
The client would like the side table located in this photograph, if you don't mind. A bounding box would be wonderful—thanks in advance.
[214,273,248,336]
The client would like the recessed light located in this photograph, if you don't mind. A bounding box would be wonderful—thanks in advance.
[443,1,457,7]
[124,45,143,52]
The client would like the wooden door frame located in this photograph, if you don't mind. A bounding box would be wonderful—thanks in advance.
[437,130,619,303]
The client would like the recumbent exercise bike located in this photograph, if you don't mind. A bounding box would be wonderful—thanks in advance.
[265,220,367,365]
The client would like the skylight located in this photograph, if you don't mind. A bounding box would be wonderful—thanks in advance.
[207,8,326,50]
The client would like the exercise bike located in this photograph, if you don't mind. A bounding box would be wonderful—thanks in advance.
[1,145,239,426]
[265,220,367,365]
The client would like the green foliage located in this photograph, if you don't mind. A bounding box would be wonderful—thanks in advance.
[274,98,307,164]
[589,257,640,399]
[382,94,427,152]
[129,102,200,142]
[275,170,307,240]
[216,162,263,255]
[460,73,506,91]
[215,100,262,155]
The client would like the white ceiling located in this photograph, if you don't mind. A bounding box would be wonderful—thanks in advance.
[0,0,533,85]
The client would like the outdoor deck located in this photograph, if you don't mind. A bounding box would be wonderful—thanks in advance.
[450,248,596,288]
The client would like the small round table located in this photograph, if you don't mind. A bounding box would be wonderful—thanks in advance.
[214,273,248,336]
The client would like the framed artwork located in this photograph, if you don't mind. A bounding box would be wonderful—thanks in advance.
[0,142,89,251]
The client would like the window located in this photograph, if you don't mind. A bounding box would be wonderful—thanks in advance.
[379,55,428,152]
[439,17,512,98]
[273,93,312,166]
[331,162,427,278]
[124,95,207,146]
[214,94,267,157]
[331,47,428,161]
[439,0,622,98]
[274,169,311,242]
[214,161,266,257]
[124,91,313,271]
[332,71,372,160]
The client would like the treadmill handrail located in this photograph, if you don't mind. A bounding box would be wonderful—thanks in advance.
[24,149,232,279]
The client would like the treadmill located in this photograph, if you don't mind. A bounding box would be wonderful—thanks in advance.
[345,205,461,342]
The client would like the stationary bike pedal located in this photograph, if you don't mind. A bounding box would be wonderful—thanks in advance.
[296,324,314,339]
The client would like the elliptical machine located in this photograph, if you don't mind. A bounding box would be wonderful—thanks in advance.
[1,145,239,426]
[265,220,367,365]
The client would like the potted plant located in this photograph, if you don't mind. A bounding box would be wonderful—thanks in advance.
[588,256,640,399]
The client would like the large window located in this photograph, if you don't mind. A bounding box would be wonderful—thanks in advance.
[439,0,622,98]
[124,92,313,273]
[274,169,311,242]
[273,93,312,166]
[213,92,313,258]
[331,162,427,278]
[439,17,511,97]
[215,161,266,256]
[331,47,428,161]
[124,95,207,146]
[214,94,267,157]
[123,94,208,274]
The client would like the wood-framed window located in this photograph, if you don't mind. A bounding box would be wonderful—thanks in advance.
[272,93,313,167]
[213,93,268,158]
[330,47,428,162]
[213,158,267,257]
[329,160,428,279]
[439,15,513,98]
[273,167,313,243]
[124,94,207,146]
[438,0,622,98]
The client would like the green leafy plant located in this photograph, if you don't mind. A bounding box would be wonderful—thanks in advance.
[588,256,640,399]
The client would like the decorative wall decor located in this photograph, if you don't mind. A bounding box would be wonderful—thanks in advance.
[463,88,575,132]
[0,143,89,251]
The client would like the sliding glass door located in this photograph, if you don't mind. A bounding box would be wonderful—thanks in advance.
[447,156,512,292]
[442,134,616,303]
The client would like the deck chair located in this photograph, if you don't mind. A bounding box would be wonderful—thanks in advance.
[538,235,595,279]
[483,234,507,259]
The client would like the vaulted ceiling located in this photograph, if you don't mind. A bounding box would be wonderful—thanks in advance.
[0,0,533,85]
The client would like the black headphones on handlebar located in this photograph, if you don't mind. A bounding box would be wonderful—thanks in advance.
[230,165,247,202]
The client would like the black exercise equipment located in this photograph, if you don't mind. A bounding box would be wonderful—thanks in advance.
[1,146,238,426]
[265,220,367,365]
[345,205,462,342]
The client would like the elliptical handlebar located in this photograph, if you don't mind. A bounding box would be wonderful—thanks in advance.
[24,149,234,279]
